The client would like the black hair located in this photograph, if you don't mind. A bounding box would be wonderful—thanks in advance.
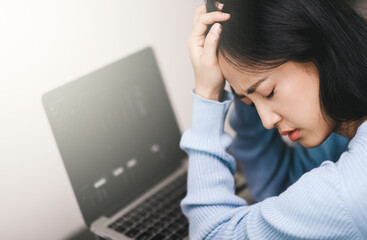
[206,0,367,124]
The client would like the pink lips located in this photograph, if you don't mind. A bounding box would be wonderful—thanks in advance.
[280,129,300,141]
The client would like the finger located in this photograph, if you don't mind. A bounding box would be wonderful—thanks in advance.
[193,4,206,23]
[194,2,224,22]
[191,11,230,38]
[202,23,222,63]
[217,3,224,10]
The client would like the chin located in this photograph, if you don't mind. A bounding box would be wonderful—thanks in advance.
[298,135,328,149]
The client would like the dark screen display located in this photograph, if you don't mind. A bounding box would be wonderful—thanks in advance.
[42,48,186,226]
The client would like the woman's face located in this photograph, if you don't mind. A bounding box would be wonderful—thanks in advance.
[218,54,336,148]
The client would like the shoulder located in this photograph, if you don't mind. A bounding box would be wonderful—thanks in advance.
[330,122,367,235]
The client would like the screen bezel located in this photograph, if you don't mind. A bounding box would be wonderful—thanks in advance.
[42,47,186,226]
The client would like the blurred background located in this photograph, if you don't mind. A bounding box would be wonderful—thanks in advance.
[1,0,366,239]
[0,0,205,239]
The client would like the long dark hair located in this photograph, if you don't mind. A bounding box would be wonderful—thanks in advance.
[206,0,367,124]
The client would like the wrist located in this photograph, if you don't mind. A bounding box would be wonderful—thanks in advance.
[194,86,223,101]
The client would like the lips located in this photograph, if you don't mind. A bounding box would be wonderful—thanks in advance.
[280,129,300,141]
[280,130,294,136]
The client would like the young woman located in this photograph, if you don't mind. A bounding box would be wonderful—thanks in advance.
[180,0,367,239]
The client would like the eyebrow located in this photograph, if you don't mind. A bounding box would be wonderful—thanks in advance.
[229,77,267,99]
[230,85,246,99]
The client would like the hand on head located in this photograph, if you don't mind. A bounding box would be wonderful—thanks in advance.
[187,2,230,101]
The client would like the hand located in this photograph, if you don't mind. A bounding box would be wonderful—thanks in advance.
[187,3,231,101]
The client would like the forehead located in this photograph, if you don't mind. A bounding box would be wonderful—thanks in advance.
[217,53,271,87]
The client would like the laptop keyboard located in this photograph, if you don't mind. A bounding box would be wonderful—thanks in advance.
[107,174,188,240]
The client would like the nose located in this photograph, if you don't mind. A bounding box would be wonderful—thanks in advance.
[256,105,281,130]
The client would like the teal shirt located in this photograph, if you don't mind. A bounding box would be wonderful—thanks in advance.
[180,90,367,239]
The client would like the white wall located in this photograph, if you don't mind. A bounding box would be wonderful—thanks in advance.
[0,0,204,239]
[3,0,366,239]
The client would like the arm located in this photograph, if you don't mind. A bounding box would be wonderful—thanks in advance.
[229,98,349,202]
[180,92,363,239]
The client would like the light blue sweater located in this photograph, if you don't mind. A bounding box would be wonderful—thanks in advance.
[180,90,367,239]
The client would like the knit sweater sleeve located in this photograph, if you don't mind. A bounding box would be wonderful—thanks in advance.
[229,98,349,202]
[179,91,365,239]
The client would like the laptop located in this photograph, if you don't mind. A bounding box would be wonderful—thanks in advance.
[43,47,247,240]
[42,47,189,240]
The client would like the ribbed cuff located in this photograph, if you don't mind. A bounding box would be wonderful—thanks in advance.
[191,90,233,138]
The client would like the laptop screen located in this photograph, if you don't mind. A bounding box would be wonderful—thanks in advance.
[42,47,186,226]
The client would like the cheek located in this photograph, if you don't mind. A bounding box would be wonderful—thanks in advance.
[279,78,320,122]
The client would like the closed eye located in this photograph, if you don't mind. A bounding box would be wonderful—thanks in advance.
[266,89,275,100]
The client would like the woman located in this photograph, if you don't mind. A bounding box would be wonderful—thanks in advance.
[180,0,367,239]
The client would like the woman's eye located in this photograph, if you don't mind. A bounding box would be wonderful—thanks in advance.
[266,89,275,100]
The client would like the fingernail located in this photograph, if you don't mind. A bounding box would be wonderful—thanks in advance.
[218,3,224,10]
[222,12,230,17]
[213,23,221,34]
